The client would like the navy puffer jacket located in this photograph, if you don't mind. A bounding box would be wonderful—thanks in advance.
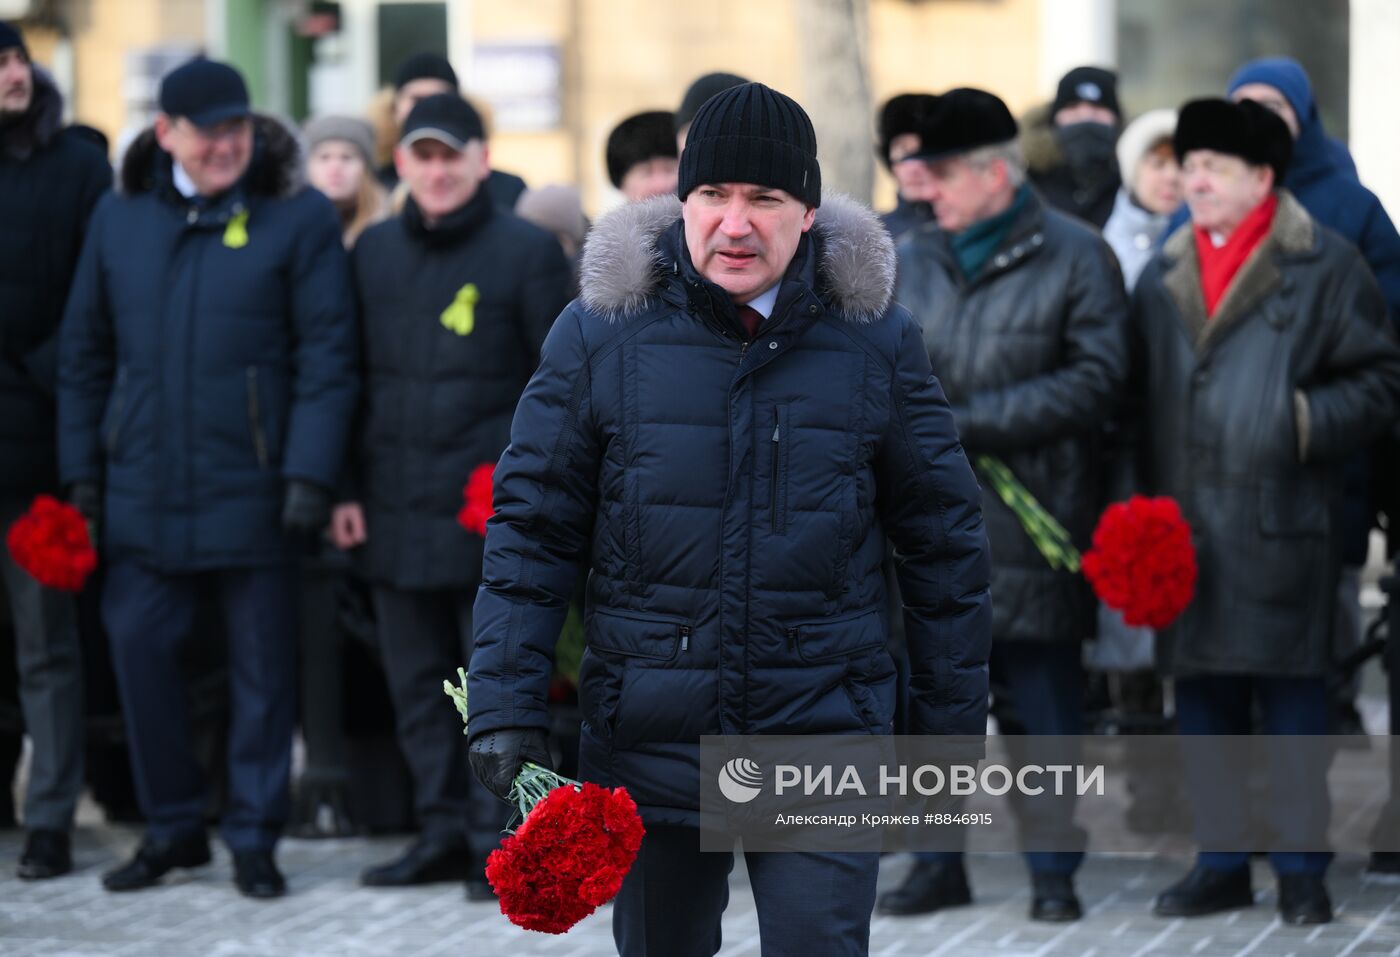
[468,195,992,826]
[58,116,359,570]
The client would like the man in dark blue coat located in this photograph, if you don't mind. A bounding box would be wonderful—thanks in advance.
[57,58,358,899]
[0,21,111,881]
[332,94,570,897]
[465,82,991,956]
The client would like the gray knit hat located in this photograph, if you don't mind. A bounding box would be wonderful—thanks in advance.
[302,115,377,166]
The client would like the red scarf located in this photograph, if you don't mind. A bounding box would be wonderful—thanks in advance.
[1193,194,1278,318]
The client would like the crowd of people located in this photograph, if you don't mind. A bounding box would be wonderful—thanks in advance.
[3,14,1400,954]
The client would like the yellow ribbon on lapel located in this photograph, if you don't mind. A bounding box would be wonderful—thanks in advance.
[441,283,480,336]
[223,210,250,249]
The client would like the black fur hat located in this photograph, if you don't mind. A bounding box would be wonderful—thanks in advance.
[906,88,1018,163]
[1174,97,1292,184]
[877,93,938,170]
[606,111,678,188]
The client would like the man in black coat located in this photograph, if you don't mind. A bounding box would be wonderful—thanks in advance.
[882,87,1129,922]
[1023,66,1123,229]
[58,58,359,899]
[875,92,937,241]
[464,82,991,957]
[0,20,111,881]
[1135,99,1400,926]
[332,93,570,898]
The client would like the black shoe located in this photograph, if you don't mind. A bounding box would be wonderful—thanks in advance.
[18,829,72,880]
[102,833,211,892]
[1367,851,1400,877]
[1030,871,1082,922]
[1153,864,1253,917]
[360,835,471,887]
[233,849,286,899]
[876,859,972,916]
[1277,874,1332,925]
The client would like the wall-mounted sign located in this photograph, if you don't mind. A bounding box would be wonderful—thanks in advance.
[469,42,561,132]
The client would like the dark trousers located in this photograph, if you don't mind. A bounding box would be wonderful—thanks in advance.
[918,640,1086,874]
[370,586,508,855]
[1,496,84,830]
[103,560,296,851]
[1175,673,1332,876]
[613,824,880,957]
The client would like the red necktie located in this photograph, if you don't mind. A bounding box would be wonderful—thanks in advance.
[735,305,763,340]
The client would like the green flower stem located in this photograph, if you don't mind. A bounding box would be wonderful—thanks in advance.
[973,455,1082,573]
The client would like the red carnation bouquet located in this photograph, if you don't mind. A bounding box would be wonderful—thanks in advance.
[444,669,645,934]
[1082,495,1197,629]
[6,495,97,592]
[457,463,496,537]
[975,457,1197,629]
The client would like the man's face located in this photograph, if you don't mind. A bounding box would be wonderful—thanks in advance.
[154,114,254,197]
[307,140,367,204]
[921,154,1009,233]
[1182,149,1273,235]
[888,133,933,200]
[683,182,816,305]
[1133,143,1182,216]
[395,137,487,221]
[619,156,679,202]
[394,78,456,128]
[1230,83,1300,139]
[1053,102,1117,127]
[0,47,33,117]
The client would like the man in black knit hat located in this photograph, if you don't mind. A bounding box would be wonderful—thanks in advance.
[1024,66,1123,228]
[605,110,678,202]
[466,81,990,955]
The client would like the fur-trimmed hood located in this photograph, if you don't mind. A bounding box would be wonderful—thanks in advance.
[1019,102,1062,175]
[578,193,896,324]
[118,113,303,198]
[0,65,64,161]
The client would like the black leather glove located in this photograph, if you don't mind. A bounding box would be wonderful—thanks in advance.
[281,480,331,535]
[69,482,102,534]
[469,728,552,803]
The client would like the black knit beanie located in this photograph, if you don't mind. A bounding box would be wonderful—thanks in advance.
[393,52,457,91]
[677,82,821,207]
[0,21,25,57]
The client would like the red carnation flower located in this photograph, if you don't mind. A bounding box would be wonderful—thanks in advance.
[457,463,496,537]
[6,494,97,592]
[486,781,646,934]
[1082,495,1197,629]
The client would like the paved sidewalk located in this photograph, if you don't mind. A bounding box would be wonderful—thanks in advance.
[2,826,1399,957]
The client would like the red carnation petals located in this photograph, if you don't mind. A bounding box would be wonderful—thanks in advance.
[457,463,496,537]
[1082,495,1197,630]
[6,494,97,592]
[485,782,646,934]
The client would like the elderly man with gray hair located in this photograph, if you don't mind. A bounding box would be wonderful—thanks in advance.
[883,87,1129,923]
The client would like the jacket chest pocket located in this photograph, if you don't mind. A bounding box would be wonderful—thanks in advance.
[588,608,691,662]
[770,403,790,535]
[786,606,885,663]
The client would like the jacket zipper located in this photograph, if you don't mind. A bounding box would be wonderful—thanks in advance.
[105,367,129,454]
[246,366,269,468]
[771,415,783,534]
[680,626,691,653]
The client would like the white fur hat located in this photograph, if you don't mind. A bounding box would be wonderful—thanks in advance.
[1116,108,1178,193]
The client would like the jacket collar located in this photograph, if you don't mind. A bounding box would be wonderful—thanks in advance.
[577,193,895,325]
[1160,189,1316,353]
[118,113,303,205]
[403,185,493,247]
[915,187,1051,289]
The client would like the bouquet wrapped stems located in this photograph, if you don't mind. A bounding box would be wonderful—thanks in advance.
[973,455,1081,573]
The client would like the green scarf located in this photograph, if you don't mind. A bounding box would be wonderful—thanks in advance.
[948,184,1031,281]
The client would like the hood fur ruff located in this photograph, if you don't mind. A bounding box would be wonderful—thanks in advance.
[118,113,303,198]
[579,193,896,324]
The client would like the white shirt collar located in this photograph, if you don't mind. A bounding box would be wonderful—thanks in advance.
[744,283,781,320]
[172,162,199,199]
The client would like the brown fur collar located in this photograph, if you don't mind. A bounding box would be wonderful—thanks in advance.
[1159,190,1315,352]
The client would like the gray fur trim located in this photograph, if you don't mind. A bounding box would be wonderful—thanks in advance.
[578,192,894,323]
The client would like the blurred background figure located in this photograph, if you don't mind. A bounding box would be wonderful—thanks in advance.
[303,115,390,247]
[375,52,527,210]
[1023,66,1122,229]
[515,184,589,293]
[1102,108,1180,292]
[876,92,937,240]
[605,110,678,202]
[0,19,110,882]
[673,71,747,151]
